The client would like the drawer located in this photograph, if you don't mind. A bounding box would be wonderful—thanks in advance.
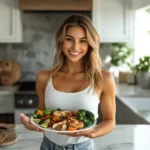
[0,95,14,113]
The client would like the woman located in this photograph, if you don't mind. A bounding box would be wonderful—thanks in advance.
[20,14,116,150]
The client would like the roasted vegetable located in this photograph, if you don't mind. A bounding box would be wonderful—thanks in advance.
[33,118,41,124]
[40,122,49,128]
[34,109,43,116]
[44,118,51,123]
[43,109,51,115]
[77,109,95,127]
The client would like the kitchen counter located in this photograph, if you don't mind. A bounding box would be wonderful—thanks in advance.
[1,124,150,150]
[116,83,150,97]
[116,83,150,124]
[0,85,19,95]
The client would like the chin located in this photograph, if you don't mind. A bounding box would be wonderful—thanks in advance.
[67,57,82,63]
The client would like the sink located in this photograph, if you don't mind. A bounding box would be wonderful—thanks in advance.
[119,96,150,122]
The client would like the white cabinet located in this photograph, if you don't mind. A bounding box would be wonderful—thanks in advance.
[0,0,22,43]
[92,0,133,43]
[0,94,14,113]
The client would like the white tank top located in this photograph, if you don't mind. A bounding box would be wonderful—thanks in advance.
[44,77,100,146]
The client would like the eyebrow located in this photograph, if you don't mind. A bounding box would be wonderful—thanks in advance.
[66,35,87,39]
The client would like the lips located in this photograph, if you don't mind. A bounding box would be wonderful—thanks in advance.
[69,50,81,55]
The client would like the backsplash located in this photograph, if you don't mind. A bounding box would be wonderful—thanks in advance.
[0,12,112,81]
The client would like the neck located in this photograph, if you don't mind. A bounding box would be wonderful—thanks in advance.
[61,60,84,74]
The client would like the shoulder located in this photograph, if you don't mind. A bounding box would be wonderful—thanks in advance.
[101,70,113,80]
[100,70,115,90]
[36,69,51,90]
[36,69,51,79]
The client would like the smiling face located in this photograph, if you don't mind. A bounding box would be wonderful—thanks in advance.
[62,26,89,63]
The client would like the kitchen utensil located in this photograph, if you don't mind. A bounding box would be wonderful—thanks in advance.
[0,60,22,85]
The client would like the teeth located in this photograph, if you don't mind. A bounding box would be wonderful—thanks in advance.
[69,51,80,55]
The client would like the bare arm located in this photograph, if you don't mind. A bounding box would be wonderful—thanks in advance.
[20,70,50,132]
[36,70,50,110]
[93,71,116,138]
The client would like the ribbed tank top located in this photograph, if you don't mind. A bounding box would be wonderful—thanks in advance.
[44,77,100,146]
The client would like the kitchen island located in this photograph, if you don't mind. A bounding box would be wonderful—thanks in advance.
[1,124,150,150]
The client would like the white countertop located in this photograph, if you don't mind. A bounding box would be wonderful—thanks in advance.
[1,124,150,150]
[0,85,18,95]
[116,83,150,97]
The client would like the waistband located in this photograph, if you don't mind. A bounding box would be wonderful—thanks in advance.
[42,135,93,150]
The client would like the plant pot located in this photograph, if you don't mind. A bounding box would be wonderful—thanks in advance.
[137,72,150,89]
[127,72,136,85]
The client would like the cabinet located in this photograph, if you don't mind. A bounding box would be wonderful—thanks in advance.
[0,94,14,123]
[116,97,148,124]
[0,0,22,43]
[92,0,133,43]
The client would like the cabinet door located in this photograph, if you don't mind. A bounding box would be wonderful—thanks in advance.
[92,0,133,43]
[0,95,14,113]
[0,0,22,43]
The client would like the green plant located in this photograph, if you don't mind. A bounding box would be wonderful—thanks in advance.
[110,43,134,66]
[135,56,150,73]
[127,62,137,74]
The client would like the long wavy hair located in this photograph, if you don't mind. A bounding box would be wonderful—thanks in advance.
[51,14,103,92]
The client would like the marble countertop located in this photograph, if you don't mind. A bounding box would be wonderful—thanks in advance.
[1,124,150,150]
[116,83,150,97]
[0,85,19,95]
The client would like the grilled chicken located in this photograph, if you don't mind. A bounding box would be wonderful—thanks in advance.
[67,116,84,129]
[52,120,67,130]
[53,111,72,117]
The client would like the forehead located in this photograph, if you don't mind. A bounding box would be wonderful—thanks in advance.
[65,26,86,37]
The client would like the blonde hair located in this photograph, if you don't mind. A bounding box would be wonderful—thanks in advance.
[51,14,103,91]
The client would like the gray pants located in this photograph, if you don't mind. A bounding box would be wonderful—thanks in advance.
[40,135,95,150]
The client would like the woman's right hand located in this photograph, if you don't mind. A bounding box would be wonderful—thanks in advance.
[20,113,45,133]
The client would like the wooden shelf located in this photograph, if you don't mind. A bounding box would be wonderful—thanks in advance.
[19,0,92,11]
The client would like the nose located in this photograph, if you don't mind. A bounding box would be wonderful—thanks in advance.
[72,41,80,51]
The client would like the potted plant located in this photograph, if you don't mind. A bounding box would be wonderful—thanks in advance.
[136,56,150,89]
[110,43,134,83]
[126,62,137,84]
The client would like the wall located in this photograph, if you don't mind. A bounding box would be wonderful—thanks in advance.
[133,0,150,10]
[0,12,112,81]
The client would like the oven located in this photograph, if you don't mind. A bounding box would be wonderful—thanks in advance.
[14,82,38,124]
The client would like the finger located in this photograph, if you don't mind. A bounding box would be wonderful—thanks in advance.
[20,113,44,132]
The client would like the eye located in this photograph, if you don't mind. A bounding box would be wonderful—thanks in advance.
[80,40,87,43]
[66,38,72,41]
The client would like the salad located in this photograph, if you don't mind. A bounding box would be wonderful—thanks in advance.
[31,108,95,131]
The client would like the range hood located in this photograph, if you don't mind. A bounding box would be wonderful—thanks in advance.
[19,0,92,11]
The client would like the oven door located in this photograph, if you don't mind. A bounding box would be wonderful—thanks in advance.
[14,108,37,124]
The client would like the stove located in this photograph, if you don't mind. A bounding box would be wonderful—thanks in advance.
[17,81,36,91]
[14,81,38,123]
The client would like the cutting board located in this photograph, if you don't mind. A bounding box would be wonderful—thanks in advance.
[0,60,22,85]
[0,123,16,130]
[0,130,17,146]
[0,123,17,146]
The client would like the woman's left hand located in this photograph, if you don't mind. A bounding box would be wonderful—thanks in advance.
[59,128,96,138]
